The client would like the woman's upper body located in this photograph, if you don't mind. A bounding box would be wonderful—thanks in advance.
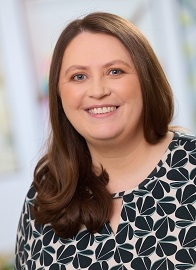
[15,131,196,269]
[15,12,196,269]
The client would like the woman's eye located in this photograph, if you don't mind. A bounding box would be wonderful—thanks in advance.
[109,69,123,75]
[72,74,86,81]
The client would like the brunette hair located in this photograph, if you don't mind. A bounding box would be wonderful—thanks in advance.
[33,12,174,238]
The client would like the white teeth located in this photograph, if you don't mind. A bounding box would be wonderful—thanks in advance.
[88,106,117,115]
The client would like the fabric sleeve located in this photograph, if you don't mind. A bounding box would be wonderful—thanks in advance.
[14,184,36,269]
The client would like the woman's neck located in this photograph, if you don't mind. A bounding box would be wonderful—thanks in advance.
[87,131,173,193]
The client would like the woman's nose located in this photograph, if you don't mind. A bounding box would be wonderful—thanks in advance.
[87,78,111,99]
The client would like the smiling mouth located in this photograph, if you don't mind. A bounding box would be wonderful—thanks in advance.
[87,106,118,115]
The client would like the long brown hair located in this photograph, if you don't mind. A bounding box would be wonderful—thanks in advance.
[33,12,174,238]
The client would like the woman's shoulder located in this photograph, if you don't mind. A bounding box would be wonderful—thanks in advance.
[169,131,196,151]
[18,183,37,219]
[176,131,196,141]
[25,183,37,203]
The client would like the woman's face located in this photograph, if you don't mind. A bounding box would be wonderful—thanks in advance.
[58,32,144,147]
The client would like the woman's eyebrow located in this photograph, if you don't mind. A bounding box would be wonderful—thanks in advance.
[103,59,131,68]
[64,65,88,75]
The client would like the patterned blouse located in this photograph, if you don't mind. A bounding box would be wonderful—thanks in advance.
[15,132,196,269]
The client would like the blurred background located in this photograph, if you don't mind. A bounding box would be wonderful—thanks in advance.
[0,0,196,268]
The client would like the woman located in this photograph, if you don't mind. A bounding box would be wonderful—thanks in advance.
[15,12,196,269]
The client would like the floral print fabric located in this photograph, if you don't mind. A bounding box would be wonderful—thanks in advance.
[15,132,196,269]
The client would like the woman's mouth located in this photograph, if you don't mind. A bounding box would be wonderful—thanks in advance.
[87,106,118,115]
